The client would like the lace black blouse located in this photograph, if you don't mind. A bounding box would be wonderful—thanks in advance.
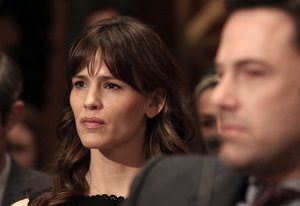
[29,190,126,206]
[75,194,125,206]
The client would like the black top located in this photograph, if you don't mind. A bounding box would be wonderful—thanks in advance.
[29,190,125,206]
[76,194,125,206]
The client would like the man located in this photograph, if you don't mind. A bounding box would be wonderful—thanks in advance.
[0,52,50,206]
[121,0,300,205]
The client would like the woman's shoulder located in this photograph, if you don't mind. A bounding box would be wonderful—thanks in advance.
[11,198,29,206]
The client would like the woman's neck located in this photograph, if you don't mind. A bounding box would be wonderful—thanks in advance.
[86,148,145,197]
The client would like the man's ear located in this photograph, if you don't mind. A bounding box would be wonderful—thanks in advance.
[146,89,166,118]
[6,100,24,131]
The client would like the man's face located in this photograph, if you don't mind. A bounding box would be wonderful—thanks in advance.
[212,8,300,178]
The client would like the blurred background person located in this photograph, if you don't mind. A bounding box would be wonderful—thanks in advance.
[7,104,43,170]
[83,7,120,27]
[70,0,134,41]
[194,74,219,140]
[82,5,122,27]
[194,74,220,153]
[0,51,50,206]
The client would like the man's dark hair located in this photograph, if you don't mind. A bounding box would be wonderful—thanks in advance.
[225,0,300,51]
[0,52,23,125]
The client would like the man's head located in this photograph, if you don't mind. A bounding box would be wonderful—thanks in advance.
[0,52,24,156]
[226,0,300,51]
[212,0,300,183]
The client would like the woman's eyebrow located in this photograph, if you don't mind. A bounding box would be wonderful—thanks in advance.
[99,75,117,81]
[72,74,87,80]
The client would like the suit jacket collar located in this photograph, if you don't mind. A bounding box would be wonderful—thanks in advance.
[197,156,248,206]
[2,157,51,206]
[2,158,31,206]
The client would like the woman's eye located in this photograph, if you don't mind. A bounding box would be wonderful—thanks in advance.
[73,81,86,89]
[104,83,120,90]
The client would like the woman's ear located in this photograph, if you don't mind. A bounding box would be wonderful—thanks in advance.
[6,100,24,131]
[146,89,166,118]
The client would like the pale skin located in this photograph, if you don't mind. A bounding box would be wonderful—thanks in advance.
[11,199,28,206]
[12,55,165,205]
[212,8,300,184]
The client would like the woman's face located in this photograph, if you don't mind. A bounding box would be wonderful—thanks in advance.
[70,63,153,154]
[197,88,219,139]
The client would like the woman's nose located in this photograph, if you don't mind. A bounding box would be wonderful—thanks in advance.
[83,86,103,110]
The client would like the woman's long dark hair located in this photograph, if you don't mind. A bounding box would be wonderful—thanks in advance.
[30,16,204,206]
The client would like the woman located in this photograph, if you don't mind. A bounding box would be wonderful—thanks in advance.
[194,74,219,140]
[14,16,203,206]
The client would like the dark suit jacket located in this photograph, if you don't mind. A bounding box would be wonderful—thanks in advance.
[2,159,51,206]
[122,155,248,206]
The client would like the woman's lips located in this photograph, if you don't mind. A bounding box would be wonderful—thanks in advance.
[80,117,105,129]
